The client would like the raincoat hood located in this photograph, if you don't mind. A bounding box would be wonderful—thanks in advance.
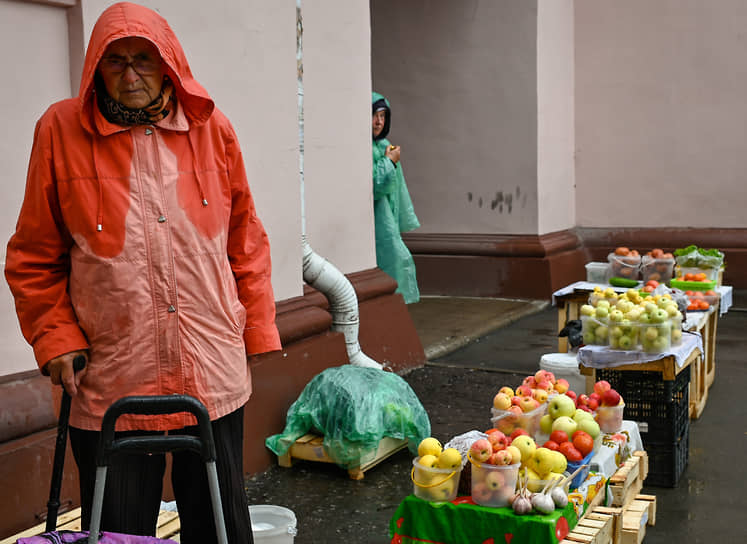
[79,2,214,133]
[372,91,391,141]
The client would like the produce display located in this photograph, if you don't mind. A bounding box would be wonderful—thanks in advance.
[640,248,675,283]
[607,247,641,279]
[580,287,683,352]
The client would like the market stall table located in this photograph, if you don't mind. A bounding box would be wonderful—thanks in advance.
[577,333,699,487]
[552,281,728,417]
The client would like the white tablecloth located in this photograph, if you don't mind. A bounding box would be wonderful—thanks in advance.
[589,420,644,478]
[577,330,702,369]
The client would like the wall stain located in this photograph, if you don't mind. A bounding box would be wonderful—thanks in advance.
[467,192,473,202]
[466,190,519,214]
[478,197,483,207]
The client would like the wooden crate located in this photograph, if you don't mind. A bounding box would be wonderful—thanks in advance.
[688,349,708,419]
[561,508,618,544]
[1,508,181,543]
[277,433,409,480]
[621,495,656,544]
[608,451,648,507]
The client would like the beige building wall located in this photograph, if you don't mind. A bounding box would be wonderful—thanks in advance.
[0,0,375,375]
[537,0,575,235]
[575,0,747,228]
[371,0,540,235]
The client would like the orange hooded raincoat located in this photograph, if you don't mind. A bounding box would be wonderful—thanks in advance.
[5,2,281,431]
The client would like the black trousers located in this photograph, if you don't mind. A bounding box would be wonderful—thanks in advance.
[70,406,253,544]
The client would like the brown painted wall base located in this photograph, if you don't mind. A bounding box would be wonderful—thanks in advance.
[405,227,747,299]
[404,230,587,299]
[0,267,426,540]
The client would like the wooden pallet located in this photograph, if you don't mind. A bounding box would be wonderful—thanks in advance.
[608,452,648,507]
[277,433,409,480]
[1,508,181,544]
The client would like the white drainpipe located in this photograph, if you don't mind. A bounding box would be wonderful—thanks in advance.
[296,1,382,370]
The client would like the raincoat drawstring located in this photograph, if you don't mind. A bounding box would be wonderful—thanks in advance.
[187,132,208,207]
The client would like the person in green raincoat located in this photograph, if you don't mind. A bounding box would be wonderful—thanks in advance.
[371,92,420,304]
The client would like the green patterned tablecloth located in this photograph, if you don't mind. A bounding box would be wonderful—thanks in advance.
[389,495,577,544]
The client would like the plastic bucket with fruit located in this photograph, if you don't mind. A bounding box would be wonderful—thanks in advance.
[581,315,610,347]
[638,320,672,353]
[607,319,639,350]
[607,252,641,281]
[595,402,625,433]
[490,403,547,438]
[468,456,520,507]
[641,256,675,283]
[585,262,609,283]
[670,315,683,345]
[411,457,462,503]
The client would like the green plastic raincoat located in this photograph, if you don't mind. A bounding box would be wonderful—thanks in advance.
[372,92,420,304]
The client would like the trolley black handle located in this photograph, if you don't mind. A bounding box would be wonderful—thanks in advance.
[46,355,86,532]
[96,395,217,467]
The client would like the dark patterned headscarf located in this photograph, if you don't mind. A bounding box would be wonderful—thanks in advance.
[96,75,174,126]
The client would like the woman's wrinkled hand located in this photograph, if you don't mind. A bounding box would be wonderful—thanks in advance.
[45,350,88,396]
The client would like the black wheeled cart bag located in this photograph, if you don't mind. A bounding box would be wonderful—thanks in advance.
[19,376,228,544]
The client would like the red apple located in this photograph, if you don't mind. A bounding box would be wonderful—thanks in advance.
[516,385,533,397]
[554,378,570,394]
[489,449,513,466]
[589,392,601,403]
[588,398,599,411]
[601,389,622,407]
[594,380,612,396]
[487,430,508,452]
[576,394,590,408]
[522,376,538,388]
[565,390,577,401]
[469,438,492,463]
[511,396,522,406]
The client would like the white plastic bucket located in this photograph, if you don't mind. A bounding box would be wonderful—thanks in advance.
[250,505,297,544]
[540,352,587,396]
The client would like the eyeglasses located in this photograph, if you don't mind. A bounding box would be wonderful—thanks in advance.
[100,55,161,75]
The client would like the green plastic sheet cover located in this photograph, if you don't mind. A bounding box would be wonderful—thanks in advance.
[389,495,577,544]
[265,366,431,469]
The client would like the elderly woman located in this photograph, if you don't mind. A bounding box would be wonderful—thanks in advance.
[371,92,420,304]
[5,3,281,543]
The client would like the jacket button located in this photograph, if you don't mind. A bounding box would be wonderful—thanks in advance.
[158,215,167,223]
[167,305,176,313]
[145,128,153,135]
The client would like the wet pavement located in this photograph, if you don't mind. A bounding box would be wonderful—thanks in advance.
[244,293,747,543]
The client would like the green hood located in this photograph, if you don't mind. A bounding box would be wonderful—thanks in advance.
[372,92,391,141]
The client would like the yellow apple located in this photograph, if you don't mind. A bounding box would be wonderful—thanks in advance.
[437,448,463,469]
[418,437,443,458]
[511,435,537,465]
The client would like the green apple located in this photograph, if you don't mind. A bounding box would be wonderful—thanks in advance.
[540,414,554,434]
[644,326,659,341]
[548,394,576,419]
[580,304,595,316]
[595,306,609,319]
[577,417,601,440]
[638,312,650,324]
[609,310,624,322]
[644,302,658,314]
[595,325,609,340]
[609,325,623,338]
[649,309,669,324]
[583,331,596,344]
[618,335,633,350]
[596,300,611,310]
[551,416,578,437]
[573,408,594,422]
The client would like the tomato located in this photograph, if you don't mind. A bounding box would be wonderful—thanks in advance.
[704,290,717,296]
[687,303,697,311]
[684,273,695,281]
[698,300,710,310]
[572,432,595,457]
[695,272,707,282]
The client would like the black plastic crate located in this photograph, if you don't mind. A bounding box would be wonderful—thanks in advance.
[644,424,689,487]
[596,366,690,443]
